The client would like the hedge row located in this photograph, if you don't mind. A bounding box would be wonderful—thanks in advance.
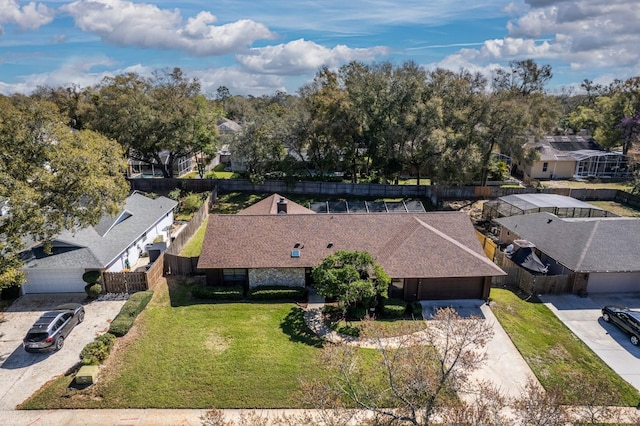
[108,290,154,337]
[382,298,407,318]
[248,285,307,300]
[191,285,243,300]
[80,332,116,365]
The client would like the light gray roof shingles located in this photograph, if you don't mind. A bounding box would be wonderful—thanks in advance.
[23,193,177,270]
[495,212,640,272]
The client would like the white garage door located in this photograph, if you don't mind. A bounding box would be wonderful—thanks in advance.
[22,268,87,294]
[587,272,640,293]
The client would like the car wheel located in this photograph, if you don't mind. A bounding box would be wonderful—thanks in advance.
[603,313,610,322]
[78,311,85,323]
[55,337,64,351]
[631,335,639,346]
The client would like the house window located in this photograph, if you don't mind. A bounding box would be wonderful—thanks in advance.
[390,278,404,299]
[222,268,246,283]
[542,162,548,172]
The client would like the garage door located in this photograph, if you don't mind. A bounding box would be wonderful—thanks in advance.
[22,268,87,294]
[417,277,485,300]
[587,272,640,293]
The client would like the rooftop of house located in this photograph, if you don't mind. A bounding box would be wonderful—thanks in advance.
[236,194,315,215]
[495,212,640,272]
[526,135,607,162]
[22,193,178,270]
[198,211,505,279]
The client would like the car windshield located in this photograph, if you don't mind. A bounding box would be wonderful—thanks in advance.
[25,332,49,342]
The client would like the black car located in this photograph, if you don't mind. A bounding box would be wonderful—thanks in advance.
[602,305,640,346]
[23,303,85,352]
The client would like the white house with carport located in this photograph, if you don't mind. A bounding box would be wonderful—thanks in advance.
[19,193,177,294]
[495,212,640,294]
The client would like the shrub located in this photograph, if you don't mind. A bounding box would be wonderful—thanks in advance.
[80,333,116,365]
[108,290,153,337]
[407,301,424,318]
[248,285,307,301]
[181,192,205,215]
[382,298,407,318]
[82,270,101,284]
[191,285,243,300]
[336,323,360,337]
[348,306,368,320]
[86,283,102,299]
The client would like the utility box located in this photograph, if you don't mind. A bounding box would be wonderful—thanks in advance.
[75,365,99,385]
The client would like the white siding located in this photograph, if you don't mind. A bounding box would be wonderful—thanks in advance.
[587,272,640,293]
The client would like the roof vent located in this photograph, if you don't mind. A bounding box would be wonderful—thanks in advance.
[277,197,288,214]
[327,242,334,248]
[291,249,301,258]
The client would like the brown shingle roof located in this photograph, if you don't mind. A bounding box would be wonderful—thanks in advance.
[237,194,315,215]
[198,212,505,279]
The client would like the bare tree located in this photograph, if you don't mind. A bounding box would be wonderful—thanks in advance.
[299,308,495,425]
[512,378,569,426]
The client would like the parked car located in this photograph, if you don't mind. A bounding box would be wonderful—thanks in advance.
[23,303,85,352]
[601,305,640,346]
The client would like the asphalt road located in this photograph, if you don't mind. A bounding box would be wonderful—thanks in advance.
[0,293,126,410]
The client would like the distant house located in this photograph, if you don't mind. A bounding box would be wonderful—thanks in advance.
[128,150,197,178]
[197,199,505,301]
[514,135,632,182]
[20,193,178,294]
[495,212,640,294]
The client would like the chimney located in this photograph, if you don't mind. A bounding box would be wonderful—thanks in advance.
[277,197,288,214]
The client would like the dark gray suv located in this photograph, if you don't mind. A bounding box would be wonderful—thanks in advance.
[23,303,85,352]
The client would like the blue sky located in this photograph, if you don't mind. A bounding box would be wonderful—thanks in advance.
[1,0,639,96]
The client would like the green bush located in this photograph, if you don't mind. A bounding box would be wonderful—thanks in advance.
[191,285,243,300]
[382,298,407,318]
[108,290,153,337]
[82,270,101,284]
[80,333,116,365]
[86,283,102,299]
[181,192,205,215]
[248,285,307,301]
[407,301,424,318]
[348,306,368,320]
[336,323,360,337]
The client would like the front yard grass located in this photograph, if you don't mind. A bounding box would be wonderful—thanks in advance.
[21,281,326,409]
[490,287,640,406]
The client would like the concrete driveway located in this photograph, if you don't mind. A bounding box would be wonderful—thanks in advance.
[540,293,640,392]
[421,300,539,398]
[0,293,127,410]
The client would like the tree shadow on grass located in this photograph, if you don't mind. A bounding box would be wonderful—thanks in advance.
[280,307,324,348]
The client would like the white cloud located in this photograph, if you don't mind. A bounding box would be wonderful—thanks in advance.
[437,0,640,83]
[191,67,287,97]
[0,0,55,32]
[236,39,390,75]
[61,0,275,56]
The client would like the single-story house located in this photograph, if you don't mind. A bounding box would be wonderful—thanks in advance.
[514,135,632,182]
[197,208,506,301]
[20,193,178,294]
[495,212,640,294]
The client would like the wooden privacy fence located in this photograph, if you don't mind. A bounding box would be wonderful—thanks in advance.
[164,253,200,276]
[493,251,571,294]
[102,252,166,293]
[475,230,498,261]
[102,271,149,293]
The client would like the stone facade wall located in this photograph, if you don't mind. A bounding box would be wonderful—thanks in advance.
[248,268,305,288]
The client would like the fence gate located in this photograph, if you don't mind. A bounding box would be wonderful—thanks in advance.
[102,272,149,293]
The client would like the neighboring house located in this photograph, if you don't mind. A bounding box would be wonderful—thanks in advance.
[197,202,506,301]
[495,212,640,294]
[514,135,632,182]
[20,193,178,294]
[128,150,197,178]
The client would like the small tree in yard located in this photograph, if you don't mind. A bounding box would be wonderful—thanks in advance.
[299,308,496,425]
[312,250,390,317]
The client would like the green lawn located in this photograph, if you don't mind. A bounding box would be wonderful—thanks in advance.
[21,283,326,409]
[179,217,208,257]
[490,288,640,406]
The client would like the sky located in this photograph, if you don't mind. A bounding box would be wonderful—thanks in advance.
[1,0,640,97]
